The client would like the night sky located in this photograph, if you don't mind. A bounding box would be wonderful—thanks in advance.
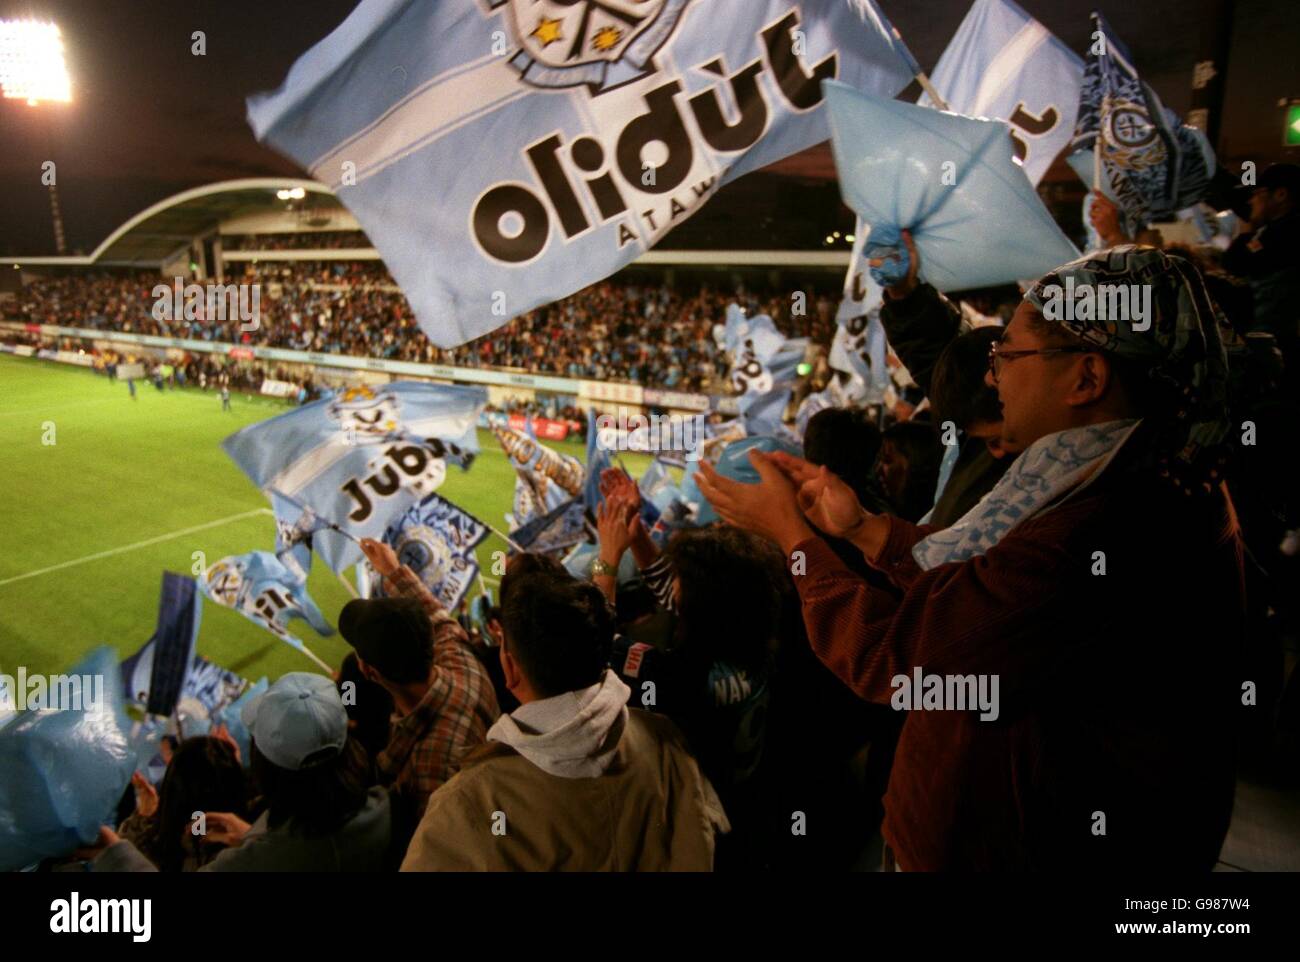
[1,0,1296,256]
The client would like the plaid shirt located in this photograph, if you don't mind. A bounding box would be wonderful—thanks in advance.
[376,566,500,815]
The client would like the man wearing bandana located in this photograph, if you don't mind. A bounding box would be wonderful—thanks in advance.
[697,246,1244,871]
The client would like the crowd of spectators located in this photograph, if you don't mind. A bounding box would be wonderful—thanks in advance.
[7,264,838,393]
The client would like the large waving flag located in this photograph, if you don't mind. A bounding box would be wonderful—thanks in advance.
[223,383,486,572]
[824,81,1080,292]
[246,0,916,348]
[0,647,135,871]
[718,304,807,437]
[198,551,335,671]
[376,493,490,610]
[923,0,1083,187]
[1069,12,1215,225]
[494,423,585,528]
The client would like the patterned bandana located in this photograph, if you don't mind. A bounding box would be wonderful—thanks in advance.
[913,419,1139,570]
[1024,245,1232,495]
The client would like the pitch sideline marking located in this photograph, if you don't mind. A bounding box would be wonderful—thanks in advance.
[0,508,274,587]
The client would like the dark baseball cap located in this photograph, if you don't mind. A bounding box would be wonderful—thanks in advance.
[1258,163,1300,194]
[338,597,433,684]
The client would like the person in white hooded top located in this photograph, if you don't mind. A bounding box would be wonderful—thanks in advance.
[401,567,728,872]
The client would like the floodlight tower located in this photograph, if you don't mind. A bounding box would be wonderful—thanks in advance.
[0,20,74,253]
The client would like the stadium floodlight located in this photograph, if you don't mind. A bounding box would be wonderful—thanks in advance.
[276,187,307,201]
[0,20,72,105]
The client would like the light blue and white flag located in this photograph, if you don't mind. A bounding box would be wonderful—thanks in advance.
[922,0,1083,187]
[583,409,612,512]
[719,304,807,437]
[825,80,1080,292]
[270,489,335,581]
[378,493,490,610]
[198,551,335,664]
[223,383,486,572]
[832,225,889,401]
[1069,12,1215,225]
[247,0,915,348]
[494,422,586,528]
[511,497,590,555]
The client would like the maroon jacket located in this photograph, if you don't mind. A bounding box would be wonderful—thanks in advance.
[792,467,1245,871]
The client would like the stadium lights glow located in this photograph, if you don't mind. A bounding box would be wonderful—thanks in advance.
[276,187,307,201]
[846,234,855,243]
[0,21,72,105]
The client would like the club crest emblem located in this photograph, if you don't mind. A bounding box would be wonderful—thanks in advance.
[485,0,692,93]
[327,385,401,439]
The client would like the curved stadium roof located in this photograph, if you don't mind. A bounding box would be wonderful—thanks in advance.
[12,178,343,268]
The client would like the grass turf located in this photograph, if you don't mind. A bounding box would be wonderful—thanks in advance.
[0,354,651,683]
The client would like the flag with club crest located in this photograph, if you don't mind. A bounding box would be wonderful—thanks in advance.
[246,0,916,348]
[922,0,1083,187]
[198,551,335,665]
[376,492,490,610]
[222,382,486,573]
[494,423,585,528]
[1069,11,1215,225]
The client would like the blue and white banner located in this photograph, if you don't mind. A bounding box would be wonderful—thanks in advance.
[832,225,889,401]
[223,383,486,572]
[511,497,590,555]
[1069,12,1215,224]
[717,304,807,436]
[380,493,490,610]
[923,0,1082,187]
[198,551,335,656]
[247,0,915,348]
[494,422,585,527]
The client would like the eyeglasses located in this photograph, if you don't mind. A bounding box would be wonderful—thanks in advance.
[987,343,1094,383]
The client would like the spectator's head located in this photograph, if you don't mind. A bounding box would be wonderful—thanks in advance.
[879,422,944,522]
[499,571,612,702]
[339,597,433,690]
[150,736,246,871]
[1014,247,1230,491]
[1248,163,1299,226]
[663,524,786,673]
[930,326,1008,457]
[803,407,882,505]
[336,652,395,761]
[500,551,568,608]
[244,673,369,834]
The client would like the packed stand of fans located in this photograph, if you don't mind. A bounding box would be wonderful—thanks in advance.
[7,265,837,393]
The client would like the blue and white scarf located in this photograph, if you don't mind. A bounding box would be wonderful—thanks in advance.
[912,418,1139,570]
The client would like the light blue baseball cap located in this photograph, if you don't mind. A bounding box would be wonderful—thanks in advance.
[240,672,347,771]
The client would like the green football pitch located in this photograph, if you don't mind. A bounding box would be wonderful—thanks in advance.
[0,354,653,684]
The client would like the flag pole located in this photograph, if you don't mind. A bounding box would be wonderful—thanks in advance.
[484,520,524,553]
[294,642,334,674]
[336,569,359,599]
[889,25,950,112]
